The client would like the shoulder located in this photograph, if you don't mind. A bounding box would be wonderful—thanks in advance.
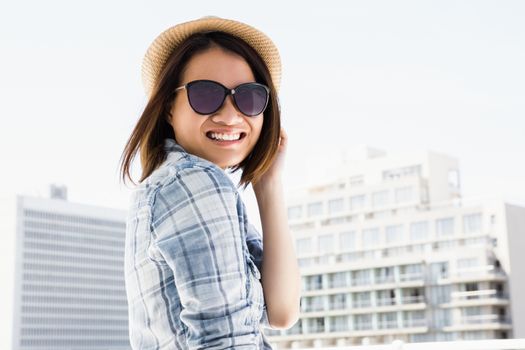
[148,160,240,228]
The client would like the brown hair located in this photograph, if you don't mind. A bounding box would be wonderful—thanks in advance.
[119,31,281,191]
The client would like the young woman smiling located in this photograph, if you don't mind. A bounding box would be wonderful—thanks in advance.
[119,16,300,349]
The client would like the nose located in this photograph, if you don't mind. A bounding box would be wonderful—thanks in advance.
[210,95,244,125]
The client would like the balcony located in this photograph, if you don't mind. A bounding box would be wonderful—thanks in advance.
[399,272,424,282]
[376,297,397,307]
[352,299,372,309]
[329,301,347,311]
[460,314,510,325]
[301,303,325,313]
[377,320,398,329]
[401,295,425,305]
[403,318,427,328]
[352,278,372,287]
[451,289,506,301]
[354,321,373,331]
[444,289,509,308]
[304,281,323,291]
[329,322,350,332]
[447,265,506,283]
[375,275,396,285]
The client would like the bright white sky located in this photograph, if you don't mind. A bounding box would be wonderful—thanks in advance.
[1,0,524,347]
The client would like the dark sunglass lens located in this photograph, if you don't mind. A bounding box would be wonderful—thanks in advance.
[187,81,225,114]
[234,84,268,116]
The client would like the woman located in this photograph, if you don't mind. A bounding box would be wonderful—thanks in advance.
[119,16,301,349]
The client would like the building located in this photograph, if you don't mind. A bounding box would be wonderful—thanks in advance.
[11,185,130,350]
[265,146,525,348]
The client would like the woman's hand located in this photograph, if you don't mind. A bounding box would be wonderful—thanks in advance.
[253,127,287,192]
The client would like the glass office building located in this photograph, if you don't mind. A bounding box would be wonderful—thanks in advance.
[11,185,130,350]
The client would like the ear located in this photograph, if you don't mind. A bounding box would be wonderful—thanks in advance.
[166,113,172,125]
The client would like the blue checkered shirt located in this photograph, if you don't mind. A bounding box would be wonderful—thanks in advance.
[124,138,274,349]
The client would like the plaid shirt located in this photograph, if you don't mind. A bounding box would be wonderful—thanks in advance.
[124,138,274,349]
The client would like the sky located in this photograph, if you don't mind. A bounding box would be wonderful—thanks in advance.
[1,0,525,347]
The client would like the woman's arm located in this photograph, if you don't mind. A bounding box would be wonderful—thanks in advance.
[253,128,301,329]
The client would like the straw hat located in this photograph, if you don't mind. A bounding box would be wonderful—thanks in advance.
[141,16,282,98]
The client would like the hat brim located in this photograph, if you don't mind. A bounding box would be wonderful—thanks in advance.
[141,16,281,98]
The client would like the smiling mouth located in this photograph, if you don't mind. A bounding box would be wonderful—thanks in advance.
[205,132,247,141]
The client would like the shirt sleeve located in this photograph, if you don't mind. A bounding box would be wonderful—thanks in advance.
[245,222,263,273]
[150,165,260,349]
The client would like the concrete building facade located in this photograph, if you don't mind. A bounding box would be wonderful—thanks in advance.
[265,147,525,348]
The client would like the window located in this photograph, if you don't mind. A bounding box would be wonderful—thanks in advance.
[429,262,449,281]
[339,231,356,251]
[318,234,335,254]
[296,238,312,254]
[372,190,389,208]
[400,263,423,278]
[330,315,348,331]
[463,213,482,234]
[328,198,344,214]
[395,186,413,203]
[352,270,371,286]
[410,221,429,241]
[385,224,404,243]
[308,317,325,333]
[328,273,347,289]
[354,314,372,330]
[353,292,371,308]
[436,217,454,237]
[349,195,366,211]
[362,228,380,248]
[307,201,323,217]
[288,205,302,220]
[428,285,451,304]
[378,312,397,329]
[433,309,451,327]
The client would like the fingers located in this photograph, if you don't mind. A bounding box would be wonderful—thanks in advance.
[279,127,288,147]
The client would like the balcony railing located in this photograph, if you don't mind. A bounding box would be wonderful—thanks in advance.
[459,314,510,325]
[352,278,371,286]
[329,279,348,289]
[354,321,373,330]
[403,318,427,327]
[377,320,398,329]
[352,299,372,308]
[305,282,323,291]
[302,303,325,312]
[308,324,325,333]
[454,264,505,278]
[376,297,397,306]
[401,295,425,304]
[451,289,506,301]
[330,322,350,332]
[399,272,424,282]
[329,301,346,310]
[375,275,396,284]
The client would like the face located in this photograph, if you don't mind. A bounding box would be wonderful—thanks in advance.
[168,46,264,170]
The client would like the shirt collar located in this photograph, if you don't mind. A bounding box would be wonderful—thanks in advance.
[163,138,223,171]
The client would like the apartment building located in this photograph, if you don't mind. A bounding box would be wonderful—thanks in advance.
[11,185,130,350]
[265,147,525,348]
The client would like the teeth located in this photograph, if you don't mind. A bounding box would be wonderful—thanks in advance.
[209,132,241,141]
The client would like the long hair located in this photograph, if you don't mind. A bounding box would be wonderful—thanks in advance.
[119,31,281,191]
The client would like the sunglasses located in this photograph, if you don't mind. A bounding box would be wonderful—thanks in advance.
[175,79,270,117]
